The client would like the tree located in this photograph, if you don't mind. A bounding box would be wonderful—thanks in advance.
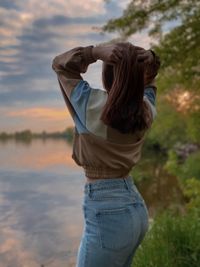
[103,0,200,91]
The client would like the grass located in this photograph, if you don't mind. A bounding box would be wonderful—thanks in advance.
[132,210,200,267]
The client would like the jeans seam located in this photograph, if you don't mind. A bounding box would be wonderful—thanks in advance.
[123,178,131,192]
[136,203,149,237]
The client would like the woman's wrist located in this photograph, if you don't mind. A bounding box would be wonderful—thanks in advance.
[83,45,97,64]
[92,46,101,60]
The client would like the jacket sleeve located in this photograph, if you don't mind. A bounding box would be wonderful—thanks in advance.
[143,50,160,123]
[52,46,101,133]
[143,85,157,122]
[52,45,97,98]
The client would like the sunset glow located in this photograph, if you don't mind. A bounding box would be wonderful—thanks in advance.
[165,88,200,113]
[7,107,71,120]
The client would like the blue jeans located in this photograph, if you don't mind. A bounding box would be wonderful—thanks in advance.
[76,176,149,267]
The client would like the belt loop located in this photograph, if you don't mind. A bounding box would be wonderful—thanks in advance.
[88,183,92,198]
[85,183,91,196]
[123,178,130,191]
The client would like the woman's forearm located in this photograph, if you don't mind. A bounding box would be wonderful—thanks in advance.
[52,46,97,76]
[92,44,123,64]
[52,46,97,100]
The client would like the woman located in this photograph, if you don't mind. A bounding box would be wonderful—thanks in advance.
[52,42,160,267]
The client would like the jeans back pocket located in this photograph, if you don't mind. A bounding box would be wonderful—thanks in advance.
[96,207,135,251]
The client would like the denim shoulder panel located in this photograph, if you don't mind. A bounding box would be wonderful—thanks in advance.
[144,87,156,106]
[143,96,157,120]
[70,80,91,133]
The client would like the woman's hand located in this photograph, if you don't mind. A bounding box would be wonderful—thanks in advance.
[92,43,160,85]
[92,44,123,64]
[92,44,154,65]
[135,46,154,64]
[135,46,160,86]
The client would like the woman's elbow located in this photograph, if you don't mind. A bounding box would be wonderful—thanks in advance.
[52,56,60,72]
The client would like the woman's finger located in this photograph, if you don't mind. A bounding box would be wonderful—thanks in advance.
[111,54,120,63]
[137,54,149,61]
[114,49,123,60]
[136,50,147,57]
[106,59,116,65]
[134,46,145,52]
[73,50,82,57]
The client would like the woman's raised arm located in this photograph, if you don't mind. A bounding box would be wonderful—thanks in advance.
[52,46,97,97]
[92,44,123,64]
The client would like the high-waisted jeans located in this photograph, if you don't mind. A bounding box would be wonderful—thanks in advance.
[76,176,149,267]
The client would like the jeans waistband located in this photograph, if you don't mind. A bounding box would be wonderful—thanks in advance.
[84,175,134,194]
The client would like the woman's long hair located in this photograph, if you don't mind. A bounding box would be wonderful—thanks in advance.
[100,42,151,134]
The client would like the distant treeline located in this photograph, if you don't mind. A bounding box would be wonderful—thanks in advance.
[0,127,74,142]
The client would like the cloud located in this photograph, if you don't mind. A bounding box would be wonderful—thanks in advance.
[128,32,153,49]
[16,0,106,19]
[0,0,19,10]
[0,0,151,131]
[0,1,114,106]
[7,107,70,120]
[0,82,58,104]
[117,0,132,9]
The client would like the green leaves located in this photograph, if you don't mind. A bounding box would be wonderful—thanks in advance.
[104,0,200,91]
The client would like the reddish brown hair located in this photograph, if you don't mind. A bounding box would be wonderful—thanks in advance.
[100,42,151,134]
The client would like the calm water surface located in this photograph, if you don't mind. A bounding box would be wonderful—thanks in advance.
[0,139,185,267]
[0,139,84,267]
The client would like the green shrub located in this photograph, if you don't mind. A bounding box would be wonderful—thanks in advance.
[148,100,187,149]
[165,151,200,181]
[133,210,200,267]
[181,152,200,180]
[131,144,166,183]
[186,110,200,143]
[182,178,200,215]
[164,149,181,177]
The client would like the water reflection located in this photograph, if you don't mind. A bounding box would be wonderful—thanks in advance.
[138,169,185,218]
[0,140,84,267]
[0,139,76,170]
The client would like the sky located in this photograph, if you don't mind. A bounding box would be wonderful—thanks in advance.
[0,0,152,133]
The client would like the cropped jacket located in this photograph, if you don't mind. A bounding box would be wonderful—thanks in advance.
[52,46,157,179]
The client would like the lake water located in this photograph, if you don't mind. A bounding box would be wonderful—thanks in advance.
[0,139,185,267]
